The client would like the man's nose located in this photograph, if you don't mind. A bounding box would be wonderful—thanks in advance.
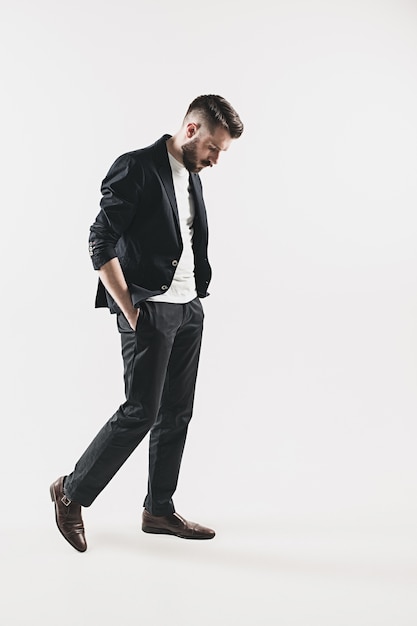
[211,152,220,165]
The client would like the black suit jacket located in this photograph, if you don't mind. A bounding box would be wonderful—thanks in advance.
[89,135,212,312]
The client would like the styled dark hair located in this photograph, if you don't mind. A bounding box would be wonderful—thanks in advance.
[185,94,244,139]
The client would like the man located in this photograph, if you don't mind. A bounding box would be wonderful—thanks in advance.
[50,95,244,552]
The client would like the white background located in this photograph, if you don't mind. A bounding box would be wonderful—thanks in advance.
[1,0,417,624]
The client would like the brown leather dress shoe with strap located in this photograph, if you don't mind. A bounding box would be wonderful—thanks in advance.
[50,476,87,552]
[142,510,215,540]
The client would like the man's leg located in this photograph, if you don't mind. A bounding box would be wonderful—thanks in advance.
[51,302,181,550]
[142,299,215,539]
[63,302,180,506]
[144,298,203,515]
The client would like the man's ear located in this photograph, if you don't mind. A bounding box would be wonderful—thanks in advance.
[185,122,199,139]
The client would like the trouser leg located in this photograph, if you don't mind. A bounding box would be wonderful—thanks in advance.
[64,301,180,507]
[144,298,204,515]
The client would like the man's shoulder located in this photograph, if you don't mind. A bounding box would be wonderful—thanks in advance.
[115,134,171,168]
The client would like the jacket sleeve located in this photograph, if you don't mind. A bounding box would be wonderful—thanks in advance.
[88,153,143,270]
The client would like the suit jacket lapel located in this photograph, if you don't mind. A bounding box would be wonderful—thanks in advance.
[153,136,208,244]
[189,173,208,246]
[154,136,181,235]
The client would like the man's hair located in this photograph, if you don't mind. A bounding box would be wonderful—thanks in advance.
[185,95,244,139]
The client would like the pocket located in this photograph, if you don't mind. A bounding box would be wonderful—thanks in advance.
[117,308,142,334]
[135,301,150,333]
[117,312,131,334]
[134,306,142,332]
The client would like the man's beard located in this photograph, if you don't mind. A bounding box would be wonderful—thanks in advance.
[181,137,211,173]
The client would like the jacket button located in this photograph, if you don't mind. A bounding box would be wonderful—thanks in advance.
[171,260,178,267]
[161,285,168,291]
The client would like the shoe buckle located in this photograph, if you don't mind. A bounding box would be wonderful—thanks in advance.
[61,495,72,506]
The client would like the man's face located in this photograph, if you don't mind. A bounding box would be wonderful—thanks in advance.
[181,124,233,173]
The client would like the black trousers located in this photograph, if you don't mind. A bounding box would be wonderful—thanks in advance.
[64,298,204,515]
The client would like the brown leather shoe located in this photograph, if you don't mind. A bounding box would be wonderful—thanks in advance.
[50,476,87,552]
[142,510,215,540]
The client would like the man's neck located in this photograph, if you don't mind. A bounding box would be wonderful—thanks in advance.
[166,136,184,165]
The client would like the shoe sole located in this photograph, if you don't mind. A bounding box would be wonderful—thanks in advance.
[142,525,214,539]
[50,484,87,553]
